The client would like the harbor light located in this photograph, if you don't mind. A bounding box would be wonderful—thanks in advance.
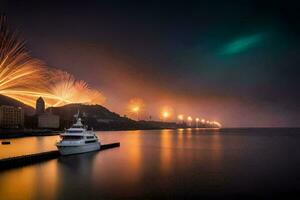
[131,106,140,120]
[177,114,184,120]
[177,114,184,125]
[201,119,205,123]
[187,116,193,127]
[212,121,222,128]
[132,106,140,113]
[163,111,169,118]
[161,111,170,122]
[195,118,199,128]
[128,98,145,120]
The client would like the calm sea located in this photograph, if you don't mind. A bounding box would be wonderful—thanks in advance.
[1,128,300,199]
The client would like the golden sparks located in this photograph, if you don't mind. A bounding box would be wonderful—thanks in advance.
[0,15,105,108]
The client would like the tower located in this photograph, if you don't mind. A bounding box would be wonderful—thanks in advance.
[36,97,45,115]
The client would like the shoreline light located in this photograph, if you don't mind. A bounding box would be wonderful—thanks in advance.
[163,111,169,118]
[177,114,184,120]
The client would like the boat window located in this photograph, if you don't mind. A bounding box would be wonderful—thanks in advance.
[85,140,96,143]
[72,125,83,128]
[86,136,94,139]
[62,136,83,140]
[67,130,83,133]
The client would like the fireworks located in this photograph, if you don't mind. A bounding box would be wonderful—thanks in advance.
[45,70,105,107]
[0,16,105,108]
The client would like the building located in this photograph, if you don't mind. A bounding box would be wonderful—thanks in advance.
[36,97,45,115]
[38,113,60,129]
[0,105,24,128]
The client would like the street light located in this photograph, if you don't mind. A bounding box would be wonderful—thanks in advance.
[162,111,169,121]
[177,114,184,124]
[195,118,199,128]
[132,106,140,120]
[212,121,222,128]
[187,116,193,127]
[128,98,144,121]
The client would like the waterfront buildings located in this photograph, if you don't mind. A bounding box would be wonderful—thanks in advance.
[38,112,60,129]
[0,105,24,128]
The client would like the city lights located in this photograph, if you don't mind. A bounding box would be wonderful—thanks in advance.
[177,114,184,120]
[195,118,199,128]
[163,111,169,119]
[160,106,173,122]
[132,106,140,112]
[187,116,193,127]
[128,98,144,120]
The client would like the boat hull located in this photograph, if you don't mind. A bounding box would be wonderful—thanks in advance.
[57,142,101,155]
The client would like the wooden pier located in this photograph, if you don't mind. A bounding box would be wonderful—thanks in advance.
[0,142,120,170]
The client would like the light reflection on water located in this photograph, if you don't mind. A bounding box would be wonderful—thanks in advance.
[1,128,300,199]
[0,136,59,159]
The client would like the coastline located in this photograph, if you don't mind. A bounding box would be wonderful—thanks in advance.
[2,127,300,139]
[0,126,222,139]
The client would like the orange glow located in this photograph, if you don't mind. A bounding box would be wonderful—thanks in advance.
[212,121,222,127]
[128,98,144,111]
[163,111,169,118]
[160,106,173,120]
[187,116,193,121]
[132,106,140,112]
[177,114,184,120]
[160,130,173,173]
[201,119,205,123]
[128,98,145,120]
[195,118,199,122]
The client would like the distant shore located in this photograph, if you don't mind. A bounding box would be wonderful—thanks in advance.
[0,129,60,139]
[0,127,168,139]
[0,126,222,139]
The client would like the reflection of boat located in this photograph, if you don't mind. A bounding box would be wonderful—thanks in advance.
[56,114,101,155]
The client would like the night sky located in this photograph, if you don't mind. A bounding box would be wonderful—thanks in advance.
[2,0,300,127]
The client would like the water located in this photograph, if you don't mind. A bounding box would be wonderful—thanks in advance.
[1,128,300,199]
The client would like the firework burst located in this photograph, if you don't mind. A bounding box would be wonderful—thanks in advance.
[0,15,105,108]
[0,15,49,106]
[45,70,105,107]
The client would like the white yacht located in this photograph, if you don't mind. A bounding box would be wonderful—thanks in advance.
[56,116,101,155]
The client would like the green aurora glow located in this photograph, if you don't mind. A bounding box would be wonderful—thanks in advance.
[219,33,265,55]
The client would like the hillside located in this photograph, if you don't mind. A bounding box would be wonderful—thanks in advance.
[47,104,142,130]
[48,104,125,121]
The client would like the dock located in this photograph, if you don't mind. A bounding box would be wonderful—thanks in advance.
[0,142,120,170]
